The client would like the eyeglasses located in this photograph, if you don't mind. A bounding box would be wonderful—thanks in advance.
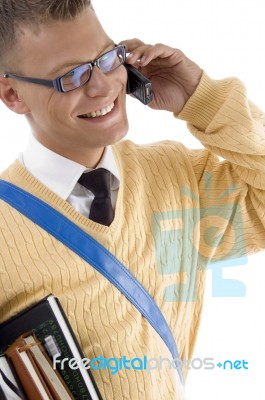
[2,45,126,93]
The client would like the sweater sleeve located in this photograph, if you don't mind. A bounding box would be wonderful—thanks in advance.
[177,72,265,257]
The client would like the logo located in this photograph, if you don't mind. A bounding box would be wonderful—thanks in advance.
[152,173,247,301]
[53,354,249,374]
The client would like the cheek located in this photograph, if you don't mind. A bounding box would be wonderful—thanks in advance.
[117,67,128,109]
[120,65,128,88]
[45,93,77,121]
[22,89,59,120]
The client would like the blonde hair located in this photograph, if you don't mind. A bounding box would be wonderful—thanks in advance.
[0,0,92,71]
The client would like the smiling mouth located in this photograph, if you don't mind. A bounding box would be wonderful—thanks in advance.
[79,102,115,119]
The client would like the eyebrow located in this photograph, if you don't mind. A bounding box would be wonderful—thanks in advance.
[48,40,115,77]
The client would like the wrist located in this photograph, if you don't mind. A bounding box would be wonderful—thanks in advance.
[175,72,243,130]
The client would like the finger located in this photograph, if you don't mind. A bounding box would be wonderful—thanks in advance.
[123,42,183,68]
[119,38,146,52]
[125,44,154,65]
[137,43,183,67]
[119,39,153,65]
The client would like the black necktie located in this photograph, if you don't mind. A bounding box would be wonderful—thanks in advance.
[78,168,114,226]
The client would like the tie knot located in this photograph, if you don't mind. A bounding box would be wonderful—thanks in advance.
[78,168,111,198]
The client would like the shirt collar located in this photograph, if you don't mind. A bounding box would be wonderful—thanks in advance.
[19,135,120,200]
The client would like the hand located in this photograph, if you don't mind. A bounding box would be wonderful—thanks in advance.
[121,39,203,114]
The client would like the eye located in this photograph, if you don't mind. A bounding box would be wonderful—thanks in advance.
[98,50,118,73]
[62,64,90,90]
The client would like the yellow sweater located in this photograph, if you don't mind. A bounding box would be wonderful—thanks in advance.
[1,72,265,399]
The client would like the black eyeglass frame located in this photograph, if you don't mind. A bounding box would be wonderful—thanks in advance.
[1,44,126,93]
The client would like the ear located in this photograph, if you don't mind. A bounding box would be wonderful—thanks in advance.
[0,76,30,114]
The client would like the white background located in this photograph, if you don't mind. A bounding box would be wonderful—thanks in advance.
[1,0,265,398]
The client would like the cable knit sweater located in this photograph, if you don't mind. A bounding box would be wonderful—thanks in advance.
[0,72,265,399]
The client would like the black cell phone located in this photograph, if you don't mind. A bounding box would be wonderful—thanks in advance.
[125,64,153,105]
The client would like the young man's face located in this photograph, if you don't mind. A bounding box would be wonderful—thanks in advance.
[10,7,128,166]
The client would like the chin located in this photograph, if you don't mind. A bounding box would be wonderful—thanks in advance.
[104,119,129,146]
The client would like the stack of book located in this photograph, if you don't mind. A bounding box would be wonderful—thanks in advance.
[0,295,102,400]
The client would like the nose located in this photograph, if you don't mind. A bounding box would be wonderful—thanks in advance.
[83,66,115,98]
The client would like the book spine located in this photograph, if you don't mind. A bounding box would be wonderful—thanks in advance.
[5,340,52,400]
[24,334,74,400]
[36,319,94,400]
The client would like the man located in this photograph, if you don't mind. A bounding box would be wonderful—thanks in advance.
[0,0,265,399]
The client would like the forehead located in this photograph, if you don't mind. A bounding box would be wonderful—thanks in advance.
[15,7,110,76]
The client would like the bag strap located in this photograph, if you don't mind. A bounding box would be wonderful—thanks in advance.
[0,180,183,384]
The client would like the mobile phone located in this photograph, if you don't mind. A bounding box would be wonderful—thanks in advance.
[125,64,153,105]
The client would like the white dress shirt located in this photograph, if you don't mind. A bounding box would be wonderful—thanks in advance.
[18,135,120,218]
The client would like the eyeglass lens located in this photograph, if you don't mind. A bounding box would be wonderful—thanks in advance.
[61,46,125,92]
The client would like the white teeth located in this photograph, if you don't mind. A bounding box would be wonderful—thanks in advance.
[80,103,115,119]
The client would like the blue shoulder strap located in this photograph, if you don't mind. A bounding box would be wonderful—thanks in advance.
[0,180,183,384]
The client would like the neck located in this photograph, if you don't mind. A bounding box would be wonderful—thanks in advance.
[32,135,105,168]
